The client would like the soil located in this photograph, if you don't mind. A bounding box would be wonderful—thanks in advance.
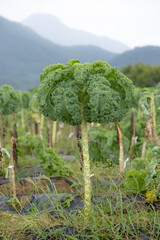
[0,177,74,195]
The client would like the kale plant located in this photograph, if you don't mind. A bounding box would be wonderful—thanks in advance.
[37,59,134,215]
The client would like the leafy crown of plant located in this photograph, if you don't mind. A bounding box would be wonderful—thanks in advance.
[37,60,134,125]
[16,91,31,109]
[0,85,21,115]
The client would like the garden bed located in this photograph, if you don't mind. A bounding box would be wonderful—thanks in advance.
[0,176,75,195]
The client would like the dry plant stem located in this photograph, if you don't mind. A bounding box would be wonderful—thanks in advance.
[141,138,147,159]
[34,121,38,135]
[13,123,18,139]
[0,149,2,173]
[116,122,124,173]
[81,119,91,216]
[12,135,18,168]
[146,117,152,143]
[52,121,57,146]
[11,136,16,198]
[153,129,160,147]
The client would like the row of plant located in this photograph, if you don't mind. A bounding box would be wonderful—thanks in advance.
[0,60,160,213]
[0,60,160,239]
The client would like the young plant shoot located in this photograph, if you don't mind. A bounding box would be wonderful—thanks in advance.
[37,60,134,216]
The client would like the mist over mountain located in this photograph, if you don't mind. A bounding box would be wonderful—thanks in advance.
[110,46,160,68]
[1,15,160,91]
[22,13,130,54]
[0,16,116,90]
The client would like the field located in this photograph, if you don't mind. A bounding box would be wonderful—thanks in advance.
[0,63,160,239]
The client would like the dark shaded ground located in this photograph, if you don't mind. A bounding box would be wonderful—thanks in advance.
[22,224,160,240]
[0,166,160,239]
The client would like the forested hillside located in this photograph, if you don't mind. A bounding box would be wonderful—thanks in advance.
[111,46,160,68]
[0,16,116,90]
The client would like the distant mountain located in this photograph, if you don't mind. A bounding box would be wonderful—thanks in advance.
[22,13,130,54]
[1,16,160,91]
[111,46,160,69]
[0,16,116,90]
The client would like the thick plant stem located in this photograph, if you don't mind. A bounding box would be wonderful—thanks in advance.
[116,122,124,173]
[129,111,135,158]
[130,111,135,147]
[81,119,91,216]
[150,96,160,146]
[39,114,45,149]
[39,114,44,141]
[47,118,52,148]
[11,136,16,198]
[76,125,83,169]
[52,121,57,146]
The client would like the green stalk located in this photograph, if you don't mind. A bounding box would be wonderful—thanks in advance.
[11,136,16,198]
[39,114,44,142]
[47,118,52,148]
[52,121,57,146]
[39,114,45,149]
[81,118,91,216]
[0,114,4,148]
[150,95,160,146]
[150,94,156,130]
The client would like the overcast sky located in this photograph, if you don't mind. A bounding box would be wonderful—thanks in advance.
[1,0,160,48]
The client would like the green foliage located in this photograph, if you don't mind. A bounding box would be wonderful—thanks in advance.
[123,157,148,192]
[29,91,40,114]
[128,138,145,159]
[60,194,75,207]
[1,146,10,168]
[37,60,134,125]
[0,85,21,115]
[145,159,160,198]
[130,158,146,170]
[39,148,72,177]
[122,63,160,88]
[16,91,31,109]
[123,169,147,192]
[123,148,160,198]
[89,125,129,164]
[131,88,143,109]
[17,135,43,156]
